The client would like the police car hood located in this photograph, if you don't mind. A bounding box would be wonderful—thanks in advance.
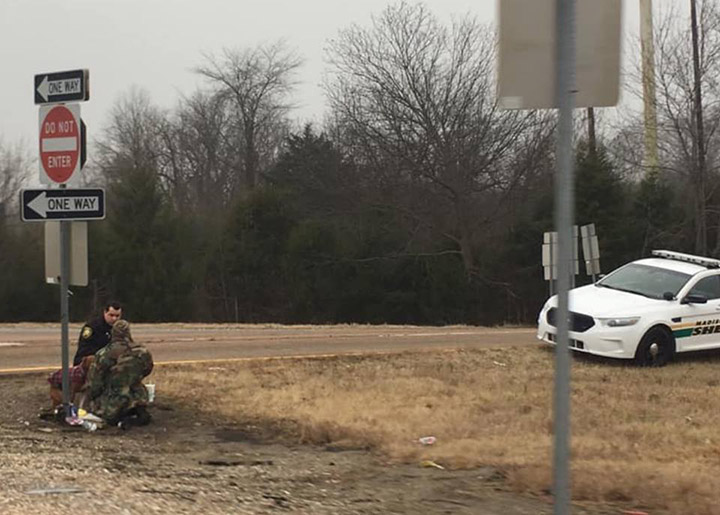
[564,284,665,317]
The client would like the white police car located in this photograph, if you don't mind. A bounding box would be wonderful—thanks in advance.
[537,250,720,366]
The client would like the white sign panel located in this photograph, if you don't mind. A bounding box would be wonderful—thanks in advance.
[498,0,622,109]
[45,221,88,287]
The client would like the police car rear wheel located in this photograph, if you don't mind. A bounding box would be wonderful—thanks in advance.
[634,327,674,367]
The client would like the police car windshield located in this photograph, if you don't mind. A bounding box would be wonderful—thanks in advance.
[596,263,691,300]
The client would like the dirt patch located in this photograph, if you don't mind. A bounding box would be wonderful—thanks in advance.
[150,347,720,514]
[0,369,618,514]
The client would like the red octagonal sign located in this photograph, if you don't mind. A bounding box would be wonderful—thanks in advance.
[39,104,81,184]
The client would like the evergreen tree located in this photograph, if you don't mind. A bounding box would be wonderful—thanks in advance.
[91,166,193,321]
[574,142,631,272]
[221,187,296,321]
[631,173,688,255]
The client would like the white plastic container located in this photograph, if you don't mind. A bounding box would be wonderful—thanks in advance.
[146,383,156,403]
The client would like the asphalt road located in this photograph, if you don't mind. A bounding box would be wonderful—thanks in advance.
[0,323,538,373]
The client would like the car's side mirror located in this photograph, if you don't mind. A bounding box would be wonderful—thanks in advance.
[681,293,709,304]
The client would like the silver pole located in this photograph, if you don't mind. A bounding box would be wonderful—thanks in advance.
[554,0,576,513]
[639,0,659,174]
[60,215,71,417]
[549,236,555,297]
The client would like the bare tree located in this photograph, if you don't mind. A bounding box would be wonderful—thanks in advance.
[156,90,237,213]
[648,1,720,254]
[324,2,554,277]
[0,139,31,221]
[95,86,166,183]
[195,40,303,191]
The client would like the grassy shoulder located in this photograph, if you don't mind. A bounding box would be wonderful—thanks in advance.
[154,346,720,514]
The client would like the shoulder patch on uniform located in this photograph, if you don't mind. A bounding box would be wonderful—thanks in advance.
[82,326,93,340]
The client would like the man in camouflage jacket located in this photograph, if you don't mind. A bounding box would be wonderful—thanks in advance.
[86,320,154,426]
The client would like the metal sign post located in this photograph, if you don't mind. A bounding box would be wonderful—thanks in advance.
[29,68,92,420]
[553,0,576,512]
[59,207,71,414]
[499,2,621,512]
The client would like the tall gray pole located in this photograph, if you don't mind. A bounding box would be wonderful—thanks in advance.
[60,199,71,417]
[690,0,707,255]
[554,0,576,513]
[640,0,659,174]
[586,108,596,157]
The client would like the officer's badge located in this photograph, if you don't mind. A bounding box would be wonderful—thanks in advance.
[82,326,93,340]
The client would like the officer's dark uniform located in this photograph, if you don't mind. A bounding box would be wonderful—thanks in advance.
[72,317,113,366]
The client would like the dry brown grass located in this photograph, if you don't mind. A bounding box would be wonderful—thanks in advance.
[153,346,720,513]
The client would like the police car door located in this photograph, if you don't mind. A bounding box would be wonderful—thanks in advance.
[679,273,720,351]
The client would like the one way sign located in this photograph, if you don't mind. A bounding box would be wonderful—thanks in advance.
[21,189,105,221]
[34,69,90,105]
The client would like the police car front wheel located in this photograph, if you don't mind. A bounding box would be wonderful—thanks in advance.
[634,326,675,367]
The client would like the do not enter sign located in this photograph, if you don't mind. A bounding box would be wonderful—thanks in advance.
[39,104,81,184]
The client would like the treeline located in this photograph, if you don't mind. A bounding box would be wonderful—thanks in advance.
[0,2,718,324]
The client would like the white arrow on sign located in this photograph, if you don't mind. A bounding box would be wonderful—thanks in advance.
[27,192,99,218]
[36,76,49,103]
[35,76,82,103]
[27,192,48,217]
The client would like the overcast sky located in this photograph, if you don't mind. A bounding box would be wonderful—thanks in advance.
[1,0,680,156]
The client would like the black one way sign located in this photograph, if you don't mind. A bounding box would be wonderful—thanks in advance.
[34,69,90,105]
[21,189,105,221]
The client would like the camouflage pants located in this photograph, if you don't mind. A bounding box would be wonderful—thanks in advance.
[91,382,149,423]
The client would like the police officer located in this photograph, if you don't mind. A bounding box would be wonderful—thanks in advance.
[72,301,123,366]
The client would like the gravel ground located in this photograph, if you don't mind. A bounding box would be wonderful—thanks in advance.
[0,373,620,514]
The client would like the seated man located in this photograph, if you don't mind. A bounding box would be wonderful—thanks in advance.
[47,355,94,408]
[86,320,154,428]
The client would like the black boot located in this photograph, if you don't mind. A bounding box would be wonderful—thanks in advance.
[133,405,152,426]
[117,406,151,429]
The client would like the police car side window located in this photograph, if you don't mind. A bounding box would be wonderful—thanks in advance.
[689,275,720,300]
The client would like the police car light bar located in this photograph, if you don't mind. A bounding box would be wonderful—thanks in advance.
[652,249,720,269]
